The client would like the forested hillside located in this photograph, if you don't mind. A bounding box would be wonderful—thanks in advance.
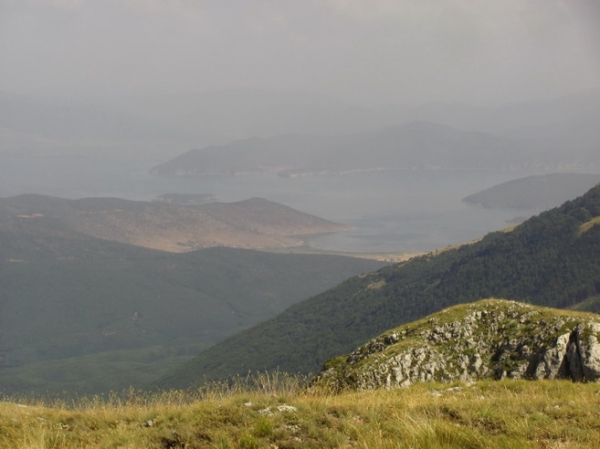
[0,218,383,395]
[158,183,600,389]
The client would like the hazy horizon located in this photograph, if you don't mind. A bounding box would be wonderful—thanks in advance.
[2,0,600,107]
[2,0,600,253]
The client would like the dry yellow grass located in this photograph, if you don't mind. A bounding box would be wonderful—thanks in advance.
[579,216,600,235]
[2,376,600,448]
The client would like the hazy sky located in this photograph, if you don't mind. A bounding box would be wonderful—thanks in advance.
[1,0,599,105]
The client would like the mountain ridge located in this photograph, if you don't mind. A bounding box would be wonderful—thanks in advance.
[151,120,600,179]
[0,194,347,253]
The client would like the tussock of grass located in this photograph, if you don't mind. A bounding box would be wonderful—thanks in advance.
[1,374,600,448]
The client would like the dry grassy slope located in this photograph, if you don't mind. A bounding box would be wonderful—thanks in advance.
[0,195,347,252]
[199,197,349,237]
[2,379,600,449]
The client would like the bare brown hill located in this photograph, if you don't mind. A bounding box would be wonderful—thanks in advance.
[0,195,347,252]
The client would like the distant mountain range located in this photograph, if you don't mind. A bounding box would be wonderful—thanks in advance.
[463,173,600,210]
[157,183,600,389]
[0,195,347,253]
[99,88,600,146]
[0,194,383,395]
[151,120,600,178]
[3,88,599,161]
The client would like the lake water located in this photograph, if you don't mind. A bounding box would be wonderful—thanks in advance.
[0,153,566,254]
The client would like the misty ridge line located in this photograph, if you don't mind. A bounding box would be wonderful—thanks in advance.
[2,88,599,162]
[150,118,600,178]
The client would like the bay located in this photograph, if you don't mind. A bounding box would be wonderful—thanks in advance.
[0,153,572,254]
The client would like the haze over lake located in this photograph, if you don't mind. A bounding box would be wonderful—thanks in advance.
[1,152,584,254]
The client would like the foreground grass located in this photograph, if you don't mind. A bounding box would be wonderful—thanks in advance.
[2,378,600,448]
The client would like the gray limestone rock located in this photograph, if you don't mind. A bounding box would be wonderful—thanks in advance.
[313,299,600,391]
[577,323,600,379]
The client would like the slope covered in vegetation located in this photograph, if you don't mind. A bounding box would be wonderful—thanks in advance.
[0,220,384,395]
[2,379,600,449]
[159,183,600,388]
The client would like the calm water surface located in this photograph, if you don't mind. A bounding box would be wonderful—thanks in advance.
[0,153,566,253]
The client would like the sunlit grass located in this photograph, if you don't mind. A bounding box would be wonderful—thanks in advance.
[1,375,600,448]
[579,216,600,235]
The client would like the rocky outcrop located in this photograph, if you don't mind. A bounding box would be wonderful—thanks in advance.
[313,299,600,391]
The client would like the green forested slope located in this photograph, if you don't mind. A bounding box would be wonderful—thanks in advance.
[159,183,600,389]
[0,224,384,395]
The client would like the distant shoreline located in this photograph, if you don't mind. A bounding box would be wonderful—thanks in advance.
[262,242,424,262]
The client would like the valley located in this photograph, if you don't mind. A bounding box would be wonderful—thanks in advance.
[3,2,600,446]
[2,88,600,401]
[2,90,600,399]
[158,183,600,390]
[0,194,385,395]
